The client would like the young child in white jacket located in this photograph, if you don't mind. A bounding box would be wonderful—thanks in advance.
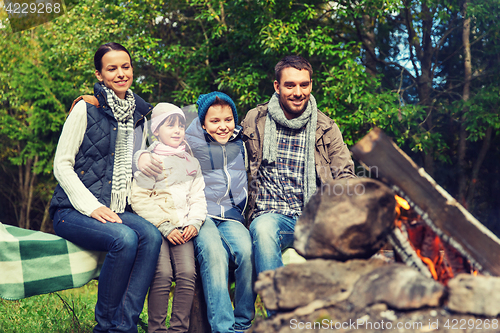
[131,103,207,333]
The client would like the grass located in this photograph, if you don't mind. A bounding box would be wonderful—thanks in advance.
[0,280,147,333]
[0,280,267,332]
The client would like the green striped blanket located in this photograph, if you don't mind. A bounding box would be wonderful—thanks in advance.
[0,222,105,300]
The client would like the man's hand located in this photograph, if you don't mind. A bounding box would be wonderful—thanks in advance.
[138,152,163,177]
[167,228,185,245]
[182,225,198,242]
[91,206,122,223]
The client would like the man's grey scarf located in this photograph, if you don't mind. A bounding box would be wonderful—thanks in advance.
[263,92,318,204]
[101,84,136,213]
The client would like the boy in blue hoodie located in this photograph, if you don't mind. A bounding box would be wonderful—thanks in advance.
[184,92,255,333]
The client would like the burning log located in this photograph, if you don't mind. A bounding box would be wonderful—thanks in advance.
[389,195,469,285]
[387,220,434,279]
[351,127,500,276]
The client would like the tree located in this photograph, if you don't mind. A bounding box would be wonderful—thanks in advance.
[455,0,500,211]
[1,0,499,233]
[0,28,71,229]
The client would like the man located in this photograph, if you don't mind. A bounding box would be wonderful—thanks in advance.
[241,55,356,277]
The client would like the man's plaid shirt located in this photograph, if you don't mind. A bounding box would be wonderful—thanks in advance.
[252,122,307,219]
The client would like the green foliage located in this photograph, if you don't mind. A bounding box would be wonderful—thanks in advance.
[216,63,269,115]
[0,31,65,172]
[455,86,500,142]
[0,24,80,227]
[1,0,500,228]
[320,57,443,161]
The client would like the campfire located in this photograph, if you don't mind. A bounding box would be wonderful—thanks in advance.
[249,128,500,333]
[390,195,472,285]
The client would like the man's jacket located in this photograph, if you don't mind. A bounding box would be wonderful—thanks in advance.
[241,102,356,222]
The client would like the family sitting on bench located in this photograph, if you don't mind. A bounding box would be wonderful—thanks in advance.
[46,42,355,333]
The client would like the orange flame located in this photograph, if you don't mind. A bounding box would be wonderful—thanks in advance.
[394,194,457,285]
[395,195,410,210]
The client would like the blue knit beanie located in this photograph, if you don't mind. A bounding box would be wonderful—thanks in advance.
[196,91,238,124]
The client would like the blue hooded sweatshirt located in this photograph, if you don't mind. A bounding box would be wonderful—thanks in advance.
[185,118,248,224]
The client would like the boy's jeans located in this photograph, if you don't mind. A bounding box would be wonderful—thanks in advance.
[193,217,255,333]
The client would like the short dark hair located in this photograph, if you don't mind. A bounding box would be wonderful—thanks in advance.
[157,113,186,131]
[94,42,132,72]
[275,55,313,83]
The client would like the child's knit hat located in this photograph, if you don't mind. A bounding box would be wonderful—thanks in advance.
[150,103,185,133]
[196,92,238,124]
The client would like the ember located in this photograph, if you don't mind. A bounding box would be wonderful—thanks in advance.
[392,195,472,285]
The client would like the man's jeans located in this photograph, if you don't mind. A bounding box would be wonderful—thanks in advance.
[53,208,162,333]
[193,217,255,333]
[249,213,297,276]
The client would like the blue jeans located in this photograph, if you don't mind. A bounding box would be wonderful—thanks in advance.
[249,213,297,276]
[193,217,255,333]
[53,208,162,333]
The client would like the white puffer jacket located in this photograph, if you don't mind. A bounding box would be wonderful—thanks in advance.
[131,145,207,237]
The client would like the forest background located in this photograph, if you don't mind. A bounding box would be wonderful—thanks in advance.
[1,0,499,236]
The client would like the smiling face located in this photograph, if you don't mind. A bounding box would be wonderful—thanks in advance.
[154,116,186,149]
[95,50,133,99]
[274,67,312,120]
[202,104,235,144]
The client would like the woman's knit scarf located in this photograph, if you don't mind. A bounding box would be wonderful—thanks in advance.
[101,84,136,213]
[263,92,318,204]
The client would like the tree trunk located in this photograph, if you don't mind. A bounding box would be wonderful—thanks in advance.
[466,126,493,209]
[404,1,435,176]
[26,155,38,230]
[361,13,377,77]
[17,155,37,230]
[40,199,52,233]
[17,158,28,229]
[458,2,471,206]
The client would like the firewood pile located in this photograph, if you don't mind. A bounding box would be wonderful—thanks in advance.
[249,129,500,333]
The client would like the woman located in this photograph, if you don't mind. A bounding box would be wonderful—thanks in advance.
[49,42,162,333]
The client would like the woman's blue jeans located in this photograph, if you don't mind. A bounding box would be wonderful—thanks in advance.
[53,208,162,333]
[249,213,297,276]
[193,217,256,333]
